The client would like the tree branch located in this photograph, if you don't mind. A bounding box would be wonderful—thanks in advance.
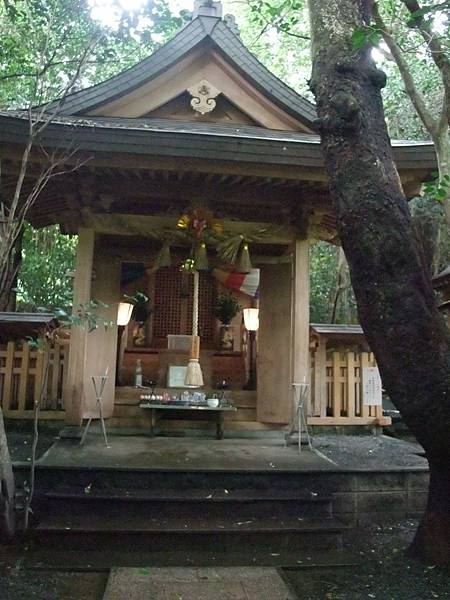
[401,0,450,125]
[372,2,440,137]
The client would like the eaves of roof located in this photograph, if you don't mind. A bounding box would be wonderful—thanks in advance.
[310,323,365,336]
[44,16,317,128]
[0,112,437,172]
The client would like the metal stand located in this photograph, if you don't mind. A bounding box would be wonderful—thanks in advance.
[287,382,312,453]
[80,374,109,447]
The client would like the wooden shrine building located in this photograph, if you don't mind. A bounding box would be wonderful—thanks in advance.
[0,0,436,433]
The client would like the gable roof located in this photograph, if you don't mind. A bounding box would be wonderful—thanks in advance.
[51,14,317,129]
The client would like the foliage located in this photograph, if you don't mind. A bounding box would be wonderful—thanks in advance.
[16,223,77,311]
[215,293,241,325]
[0,0,184,108]
[309,242,357,323]
[229,0,313,100]
[53,299,112,332]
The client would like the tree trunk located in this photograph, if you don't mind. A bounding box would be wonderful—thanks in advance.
[308,0,450,563]
[0,408,16,539]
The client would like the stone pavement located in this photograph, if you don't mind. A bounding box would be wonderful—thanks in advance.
[103,567,295,599]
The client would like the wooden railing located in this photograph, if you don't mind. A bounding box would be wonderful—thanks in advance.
[308,350,391,426]
[0,340,69,419]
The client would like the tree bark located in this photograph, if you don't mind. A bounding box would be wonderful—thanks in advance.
[308,0,450,563]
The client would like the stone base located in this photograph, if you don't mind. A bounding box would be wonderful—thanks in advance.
[104,567,295,600]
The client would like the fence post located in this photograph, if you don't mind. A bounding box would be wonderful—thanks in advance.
[17,343,30,413]
[347,351,356,418]
[2,342,15,414]
[332,351,341,418]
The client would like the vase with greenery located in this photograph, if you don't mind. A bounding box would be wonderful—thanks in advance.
[215,293,240,351]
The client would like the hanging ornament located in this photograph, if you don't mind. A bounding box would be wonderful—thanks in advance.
[155,243,172,269]
[216,235,243,266]
[180,257,196,273]
[177,207,223,239]
[236,242,252,273]
[177,214,190,230]
[195,241,209,271]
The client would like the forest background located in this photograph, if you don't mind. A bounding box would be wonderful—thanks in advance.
[2,0,449,323]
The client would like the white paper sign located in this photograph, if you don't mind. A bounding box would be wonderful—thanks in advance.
[167,365,188,388]
[362,367,382,406]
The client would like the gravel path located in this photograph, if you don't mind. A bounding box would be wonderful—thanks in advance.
[312,434,427,470]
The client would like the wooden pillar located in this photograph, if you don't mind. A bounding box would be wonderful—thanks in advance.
[291,239,310,420]
[82,251,121,420]
[64,228,95,425]
[257,263,292,423]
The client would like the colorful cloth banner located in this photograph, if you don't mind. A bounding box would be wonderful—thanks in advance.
[212,268,260,298]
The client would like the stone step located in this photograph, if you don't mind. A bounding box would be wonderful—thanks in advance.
[24,546,357,570]
[35,513,347,553]
[44,487,333,519]
[31,467,343,498]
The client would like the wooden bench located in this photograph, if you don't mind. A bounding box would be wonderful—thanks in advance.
[139,403,237,439]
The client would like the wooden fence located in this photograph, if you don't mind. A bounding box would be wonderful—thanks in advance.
[1,340,390,427]
[309,350,391,426]
[0,340,69,419]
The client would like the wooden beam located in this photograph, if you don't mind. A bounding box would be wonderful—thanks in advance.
[0,143,329,182]
[307,416,391,426]
[82,212,297,245]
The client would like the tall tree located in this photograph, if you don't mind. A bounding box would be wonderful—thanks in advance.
[308,0,450,563]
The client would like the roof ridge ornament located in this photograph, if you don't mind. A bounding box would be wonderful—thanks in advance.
[223,14,241,37]
[187,79,221,115]
[192,0,222,19]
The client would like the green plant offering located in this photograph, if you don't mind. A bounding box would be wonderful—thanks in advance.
[215,293,241,325]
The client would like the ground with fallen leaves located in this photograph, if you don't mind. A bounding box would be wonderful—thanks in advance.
[284,521,450,600]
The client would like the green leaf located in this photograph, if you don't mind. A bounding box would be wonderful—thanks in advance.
[351,27,368,50]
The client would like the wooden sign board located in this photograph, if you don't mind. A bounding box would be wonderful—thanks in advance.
[362,367,382,406]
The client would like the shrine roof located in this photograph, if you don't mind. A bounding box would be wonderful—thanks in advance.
[45,13,316,128]
[0,112,437,171]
